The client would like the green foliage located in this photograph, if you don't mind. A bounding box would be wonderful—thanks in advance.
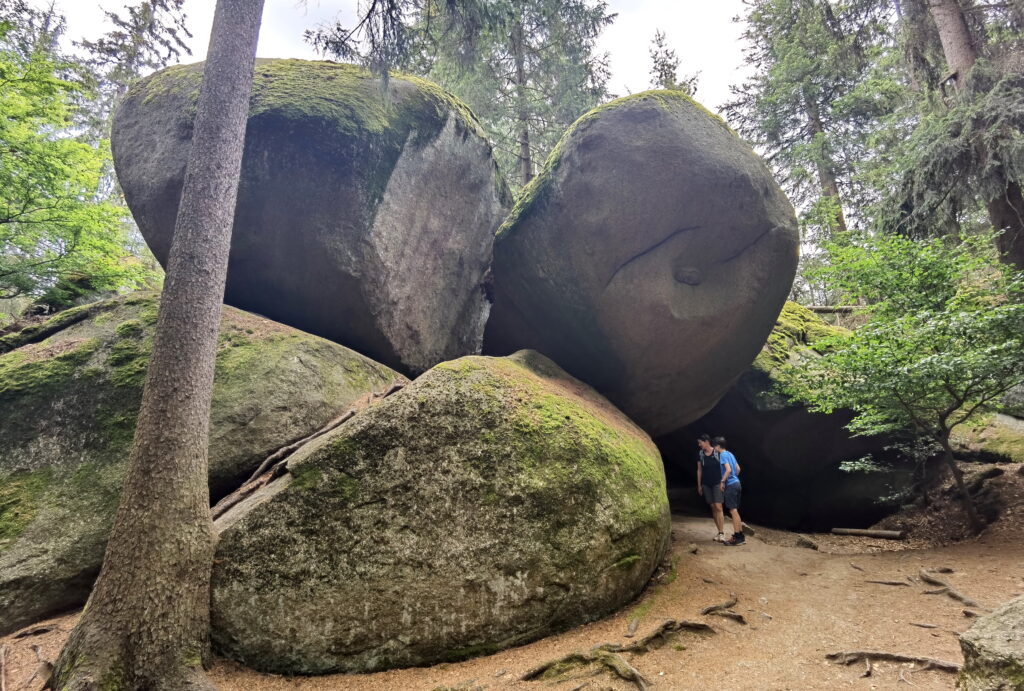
[0,3,155,312]
[307,0,614,190]
[648,29,698,95]
[780,231,1024,446]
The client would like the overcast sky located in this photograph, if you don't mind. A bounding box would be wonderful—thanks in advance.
[48,0,751,113]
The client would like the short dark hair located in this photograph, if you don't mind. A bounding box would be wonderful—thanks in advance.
[712,436,727,449]
[698,433,711,443]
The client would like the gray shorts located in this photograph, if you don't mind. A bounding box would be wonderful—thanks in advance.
[724,482,741,511]
[702,484,724,505]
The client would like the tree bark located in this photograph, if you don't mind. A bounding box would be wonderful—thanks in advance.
[937,434,983,534]
[928,0,978,88]
[804,96,848,234]
[987,179,1024,269]
[51,0,264,689]
[511,18,532,188]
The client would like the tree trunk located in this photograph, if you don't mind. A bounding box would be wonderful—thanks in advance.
[804,96,848,234]
[928,0,1024,269]
[928,0,977,88]
[937,434,983,534]
[987,179,1024,269]
[51,1,264,689]
[511,19,532,188]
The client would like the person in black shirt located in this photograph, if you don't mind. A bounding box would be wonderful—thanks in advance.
[696,433,726,542]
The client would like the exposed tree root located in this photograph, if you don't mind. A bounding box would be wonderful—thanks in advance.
[12,625,58,640]
[850,562,865,572]
[826,650,961,673]
[919,569,985,609]
[625,617,639,637]
[861,658,873,678]
[909,622,937,629]
[521,650,650,689]
[709,610,748,624]
[619,619,715,653]
[1,644,8,691]
[701,593,738,615]
[866,580,910,586]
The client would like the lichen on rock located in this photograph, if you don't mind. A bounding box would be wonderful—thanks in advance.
[0,293,402,635]
[958,595,1024,691]
[211,350,670,675]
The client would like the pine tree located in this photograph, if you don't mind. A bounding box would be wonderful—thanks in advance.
[648,29,698,95]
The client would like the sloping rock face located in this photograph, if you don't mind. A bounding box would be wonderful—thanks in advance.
[211,350,670,674]
[0,294,401,635]
[661,302,913,530]
[958,595,1024,690]
[113,59,509,375]
[483,91,799,435]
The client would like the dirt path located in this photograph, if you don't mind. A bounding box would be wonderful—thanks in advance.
[5,514,1021,691]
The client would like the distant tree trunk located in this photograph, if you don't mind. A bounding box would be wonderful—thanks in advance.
[804,96,848,234]
[928,0,1024,269]
[937,431,982,534]
[51,0,264,688]
[512,18,532,188]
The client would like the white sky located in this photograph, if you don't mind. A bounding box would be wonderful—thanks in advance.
[50,0,751,113]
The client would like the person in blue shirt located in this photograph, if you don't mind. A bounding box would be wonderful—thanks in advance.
[714,436,744,546]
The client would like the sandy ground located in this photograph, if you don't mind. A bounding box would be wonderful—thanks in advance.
[4,511,1022,691]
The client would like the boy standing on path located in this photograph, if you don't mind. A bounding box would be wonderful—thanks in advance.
[715,436,745,546]
[696,434,726,542]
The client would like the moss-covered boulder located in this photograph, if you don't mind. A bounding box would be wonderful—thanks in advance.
[113,59,509,375]
[662,302,914,529]
[211,350,670,674]
[483,91,799,436]
[954,414,1024,465]
[0,293,402,635]
[958,596,1024,690]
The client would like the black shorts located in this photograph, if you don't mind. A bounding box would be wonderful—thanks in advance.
[724,482,741,511]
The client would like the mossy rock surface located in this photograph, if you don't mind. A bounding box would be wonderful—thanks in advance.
[0,293,402,635]
[211,350,670,674]
[664,302,912,530]
[113,59,509,375]
[483,90,799,436]
[958,595,1024,691]
[954,414,1024,465]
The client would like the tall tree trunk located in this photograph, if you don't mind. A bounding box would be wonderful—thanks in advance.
[929,0,1024,268]
[928,0,977,87]
[937,433,983,534]
[511,19,532,188]
[804,96,848,234]
[51,0,264,689]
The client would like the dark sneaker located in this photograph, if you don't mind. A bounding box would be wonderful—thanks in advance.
[724,533,745,546]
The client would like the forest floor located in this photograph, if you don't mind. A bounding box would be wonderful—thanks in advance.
[3,462,1022,691]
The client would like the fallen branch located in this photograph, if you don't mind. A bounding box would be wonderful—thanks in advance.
[866,580,910,586]
[12,625,57,639]
[909,622,938,629]
[625,617,639,638]
[831,528,905,539]
[919,569,984,609]
[850,562,865,572]
[1,644,7,691]
[701,593,738,615]
[826,650,960,673]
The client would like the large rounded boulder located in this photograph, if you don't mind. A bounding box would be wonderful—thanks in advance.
[0,294,402,635]
[483,91,799,435]
[958,595,1024,690]
[113,59,509,375]
[662,302,914,529]
[211,350,670,674]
